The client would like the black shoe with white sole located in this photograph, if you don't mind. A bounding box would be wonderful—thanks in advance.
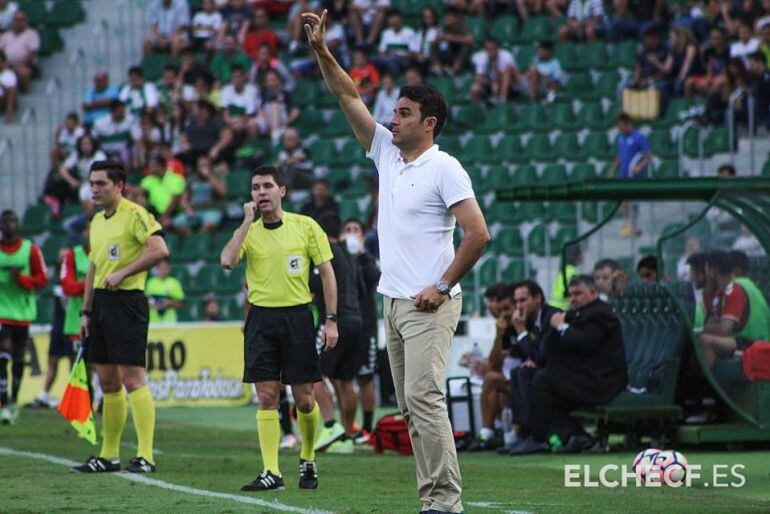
[125,457,156,473]
[299,459,318,489]
[71,456,121,473]
[241,470,285,492]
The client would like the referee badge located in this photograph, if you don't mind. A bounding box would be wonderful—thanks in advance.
[287,255,302,275]
[107,243,122,261]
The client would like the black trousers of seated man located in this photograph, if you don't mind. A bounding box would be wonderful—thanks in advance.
[509,365,538,438]
[528,370,595,444]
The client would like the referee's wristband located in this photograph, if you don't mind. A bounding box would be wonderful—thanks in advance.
[325,314,338,323]
[81,309,92,317]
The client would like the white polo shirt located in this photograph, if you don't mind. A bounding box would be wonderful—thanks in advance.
[367,123,475,300]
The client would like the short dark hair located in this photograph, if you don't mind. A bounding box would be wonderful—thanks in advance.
[443,6,463,16]
[565,244,583,266]
[163,64,179,74]
[318,214,342,238]
[494,283,516,302]
[617,112,633,125]
[343,218,364,230]
[485,36,500,46]
[513,280,544,302]
[1,209,17,219]
[594,258,621,272]
[128,65,143,77]
[252,165,285,187]
[748,51,766,62]
[483,282,508,299]
[398,84,447,138]
[65,111,79,122]
[637,255,659,272]
[686,252,707,273]
[230,64,246,73]
[110,99,125,111]
[568,274,597,290]
[718,163,736,176]
[729,250,750,275]
[90,160,127,186]
[386,7,402,17]
[0,50,7,62]
[538,40,553,51]
[705,250,733,275]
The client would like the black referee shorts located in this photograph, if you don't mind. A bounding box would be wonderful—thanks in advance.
[89,289,149,367]
[243,304,321,385]
[0,325,29,361]
[320,320,367,381]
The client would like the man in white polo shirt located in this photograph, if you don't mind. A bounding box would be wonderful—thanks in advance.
[304,11,490,514]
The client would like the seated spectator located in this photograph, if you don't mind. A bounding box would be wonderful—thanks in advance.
[703,57,750,125]
[177,99,234,167]
[290,15,350,77]
[301,179,339,220]
[482,282,507,317]
[0,10,38,93]
[191,0,223,52]
[140,154,186,227]
[350,0,389,48]
[515,0,544,21]
[631,26,673,109]
[51,112,85,167]
[276,128,314,190]
[508,275,627,455]
[143,0,190,58]
[220,64,261,139]
[747,51,770,128]
[525,40,565,102]
[0,49,16,121]
[608,0,662,41]
[670,25,701,96]
[92,100,135,164]
[593,258,627,301]
[242,7,279,60]
[82,71,120,126]
[188,70,221,108]
[722,0,760,37]
[210,34,252,85]
[470,37,518,105]
[249,42,294,91]
[372,72,398,125]
[178,45,209,87]
[0,0,18,33]
[404,65,423,85]
[550,245,582,310]
[203,296,222,321]
[685,26,730,98]
[730,19,760,64]
[559,0,605,42]
[146,257,185,324]
[131,111,163,168]
[718,163,737,177]
[286,0,321,54]
[256,69,300,141]
[58,136,106,232]
[636,254,659,282]
[219,0,254,40]
[173,155,226,234]
[414,6,439,73]
[430,7,473,75]
[157,64,185,114]
[373,9,416,77]
[349,48,380,105]
[119,66,160,117]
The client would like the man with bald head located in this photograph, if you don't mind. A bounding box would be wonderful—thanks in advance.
[276,127,313,189]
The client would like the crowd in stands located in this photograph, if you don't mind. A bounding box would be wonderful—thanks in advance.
[0,7,40,121]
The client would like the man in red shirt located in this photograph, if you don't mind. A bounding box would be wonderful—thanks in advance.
[242,7,278,60]
[0,210,48,424]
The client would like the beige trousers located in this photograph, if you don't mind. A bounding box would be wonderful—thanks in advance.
[384,295,463,513]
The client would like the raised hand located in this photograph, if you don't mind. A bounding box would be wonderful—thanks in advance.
[302,9,328,53]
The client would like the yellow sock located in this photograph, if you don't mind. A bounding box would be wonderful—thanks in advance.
[297,402,319,462]
[257,409,281,475]
[99,391,127,460]
[128,386,156,464]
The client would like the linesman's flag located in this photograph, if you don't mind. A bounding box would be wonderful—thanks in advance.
[57,350,97,445]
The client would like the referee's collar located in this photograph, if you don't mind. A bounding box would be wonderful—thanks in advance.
[263,219,283,230]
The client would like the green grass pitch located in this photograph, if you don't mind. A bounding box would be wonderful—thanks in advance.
[3,407,770,513]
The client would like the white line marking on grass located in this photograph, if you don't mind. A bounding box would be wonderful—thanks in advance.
[0,447,331,514]
[467,501,533,514]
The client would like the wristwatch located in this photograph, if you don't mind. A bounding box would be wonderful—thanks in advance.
[435,281,451,296]
[81,309,92,317]
[325,314,338,323]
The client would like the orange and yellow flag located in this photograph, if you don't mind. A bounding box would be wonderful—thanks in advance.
[57,354,97,445]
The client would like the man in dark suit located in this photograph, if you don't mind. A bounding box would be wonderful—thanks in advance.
[508,275,627,455]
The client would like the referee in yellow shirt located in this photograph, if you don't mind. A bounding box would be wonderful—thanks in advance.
[72,160,169,474]
[221,166,338,492]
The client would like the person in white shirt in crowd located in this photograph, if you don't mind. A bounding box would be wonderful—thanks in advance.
[559,0,605,42]
[0,0,18,32]
[220,64,261,139]
[350,0,389,48]
[470,37,519,105]
[525,40,566,102]
[372,72,399,126]
[304,11,489,513]
[730,20,760,65]
[143,0,191,58]
[0,10,38,93]
[414,6,439,73]
[51,112,86,166]
[92,100,136,164]
[119,66,160,117]
[0,49,17,122]
[374,9,417,76]
[191,0,223,52]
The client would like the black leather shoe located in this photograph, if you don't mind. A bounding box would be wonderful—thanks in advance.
[467,436,501,451]
[556,433,595,454]
[506,437,550,456]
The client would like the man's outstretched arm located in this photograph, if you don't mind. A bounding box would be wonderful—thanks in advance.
[304,10,376,151]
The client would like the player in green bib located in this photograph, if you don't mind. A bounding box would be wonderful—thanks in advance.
[145,258,185,324]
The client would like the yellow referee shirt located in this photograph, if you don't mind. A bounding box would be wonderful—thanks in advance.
[89,197,162,291]
[238,212,333,307]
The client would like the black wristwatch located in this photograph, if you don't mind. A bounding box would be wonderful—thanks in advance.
[325,314,338,323]
[81,309,92,317]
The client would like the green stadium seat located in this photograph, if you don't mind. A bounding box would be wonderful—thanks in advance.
[466,166,483,188]
[561,72,597,102]
[220,296,244,321]
[485,201,517,224]
[38,27,63,56]
[761,158,770,176]
[20,0,47,26]
[140,53,168,82]
[23,205,50,234]
[339,200,362,220]
[431,76,455,104]
[483,165,514,192]
[492,227,524,256]
[437,135,462,155]
[551,225,578,250]
[596,70,621,100]
[580,132,614,161]
[463,135,495,164]
[527,134,555,161]
[570,162,596,181]
[549,103,577,131]
[512,164,537,185]
[47,0,85,28]
[656,160,679,178]
[453,104,486,132]
[41,235,67,265]
[610,40,638,68]
[554,43,576,72]
[521,103,548,132]
[478,258,499,287]
[704,126,730,156]
[292,81,319,106]
[323,111,353,137]
[478,104,515,133]
[553,132,582,161]
[169,264,191,283]
[572,102,601,131]
[490,16,519,45]
[188,265,219,295]
[545,202,575,224]
[648,129,677,160]
[501,260,526,283]
[465,16,486,43]
[291,109,324,131]
[515,202,543,223]
[496,134,526,163]
[226,169,251,200]
[308,139,336,166]
[213,267,244,293]
[682,126,700,157]
[541,163,568,184]
[175,236,209,263]
[580,41,610,70]
[513,16,550,44]
[235,138,270,161]
[515,45,535,69]
[527,224,548,256]
[651,97,694,129]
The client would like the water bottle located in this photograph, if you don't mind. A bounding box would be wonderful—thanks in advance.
[501,407,516,448]
[469,343,484,382]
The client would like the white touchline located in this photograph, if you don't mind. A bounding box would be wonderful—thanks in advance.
[0,447,331,514]
[467,501,533,514]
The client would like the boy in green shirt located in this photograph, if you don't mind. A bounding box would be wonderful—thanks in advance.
[145,258,185,324]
